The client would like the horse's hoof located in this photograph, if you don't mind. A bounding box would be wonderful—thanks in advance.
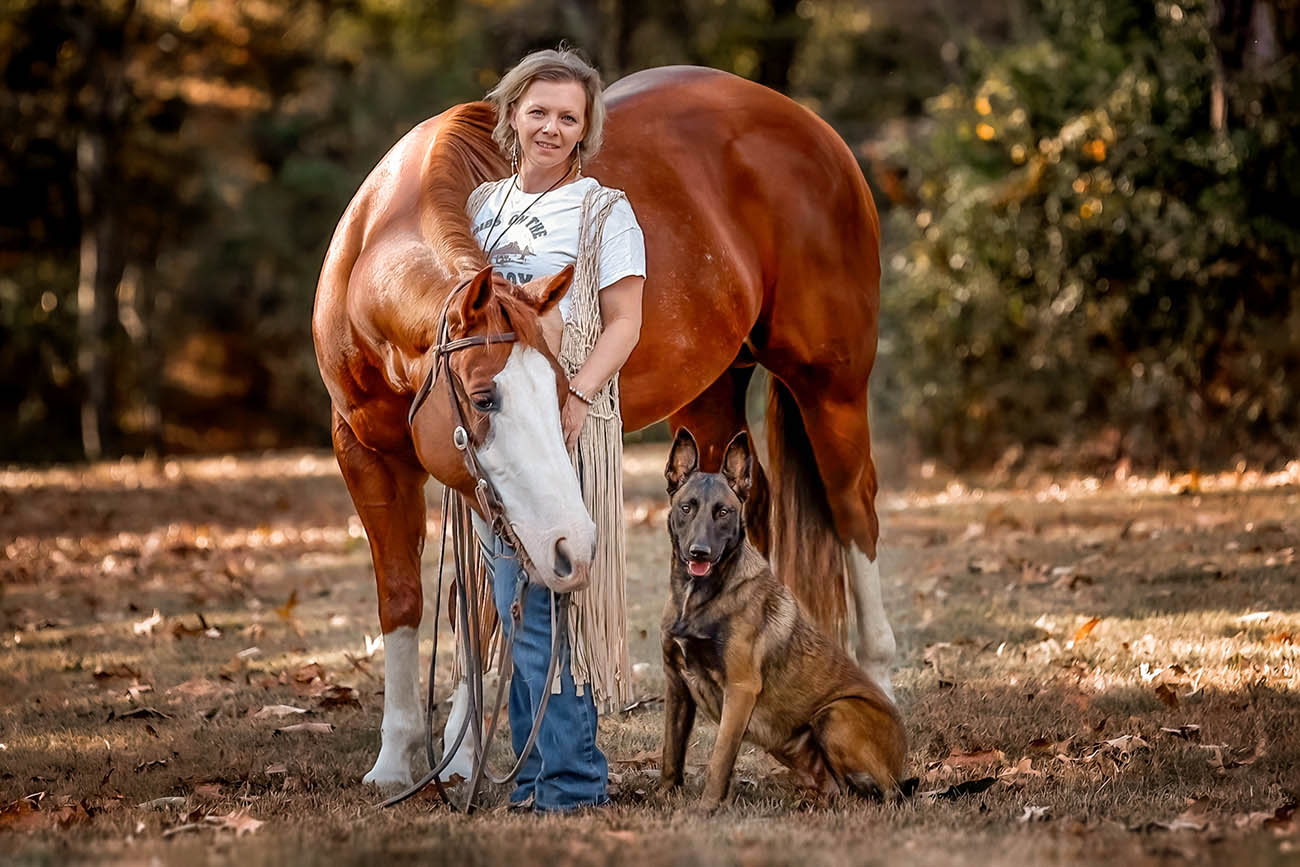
[363,765,414,792]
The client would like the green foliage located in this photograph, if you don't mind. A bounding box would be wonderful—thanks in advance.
[879,0,1300,469]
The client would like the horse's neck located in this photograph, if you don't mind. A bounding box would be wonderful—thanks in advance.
[416,112,508,285]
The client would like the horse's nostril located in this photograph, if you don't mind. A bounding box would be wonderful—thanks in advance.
[554,537,573,578]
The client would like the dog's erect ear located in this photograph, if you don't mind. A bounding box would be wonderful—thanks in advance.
[721,431,752,502]
[450,265,496,334]
[665,427,700,495]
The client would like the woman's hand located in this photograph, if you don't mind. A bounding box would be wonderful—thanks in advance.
[562,393,590,451]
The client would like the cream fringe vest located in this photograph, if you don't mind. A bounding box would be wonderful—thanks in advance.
[462,179,632,713]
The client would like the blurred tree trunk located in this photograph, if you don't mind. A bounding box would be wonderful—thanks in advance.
[756,0,809,92]
[72,0,136,459]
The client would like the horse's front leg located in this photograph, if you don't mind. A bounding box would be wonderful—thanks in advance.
[332,412,427,789]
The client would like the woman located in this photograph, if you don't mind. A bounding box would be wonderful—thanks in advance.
[464,47,644,812]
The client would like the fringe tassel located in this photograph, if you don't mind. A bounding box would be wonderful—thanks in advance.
[555,186,632,712]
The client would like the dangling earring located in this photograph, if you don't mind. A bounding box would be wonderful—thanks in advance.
[510,136,519,174]
[575,142,582,178]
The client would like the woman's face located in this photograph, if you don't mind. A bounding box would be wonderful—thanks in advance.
[510,79,587,174]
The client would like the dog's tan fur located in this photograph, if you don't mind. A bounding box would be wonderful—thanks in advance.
[658,430,906,810]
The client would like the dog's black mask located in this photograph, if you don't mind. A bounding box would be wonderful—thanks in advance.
[664,429,752,582]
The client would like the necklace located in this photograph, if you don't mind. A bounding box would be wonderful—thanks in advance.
[481,166,577,258]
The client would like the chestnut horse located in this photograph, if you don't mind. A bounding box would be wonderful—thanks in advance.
[313,66,894,789]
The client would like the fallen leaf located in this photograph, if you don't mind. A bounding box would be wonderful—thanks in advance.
[193,783,222,800]
[998,757,1042,780]
[264,763,288,775]
[1265,632,1294,644]
[274,722,334,735]
[167,678,222,698]
[0,799,42,831]
[1102,734,1150,755]
[1154,683,1180,708]
[138,797,187,810]
[941,748,1006,770]
[1070,617,1101,646]
[94,663,142,681]
[612,749,660,768]
[113,707,172,721]
[1019,804,1052,823]
[1159,725,1201,741]
[252,704,308,719]
[276,590,299,622]
[133,610,163,636]
[315,685,361,710]
[290,662,324,684]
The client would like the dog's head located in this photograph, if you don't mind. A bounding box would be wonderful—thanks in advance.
[664,428,752,580]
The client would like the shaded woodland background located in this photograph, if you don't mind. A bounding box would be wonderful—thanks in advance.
[2,0,1298,471]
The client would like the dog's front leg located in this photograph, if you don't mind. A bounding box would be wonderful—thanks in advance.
[659,664,696,791]
[700,678,759,810]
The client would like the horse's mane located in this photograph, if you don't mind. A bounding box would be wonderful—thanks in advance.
[419,101,509,276]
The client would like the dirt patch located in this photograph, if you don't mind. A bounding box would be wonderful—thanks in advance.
[2,447,1298,865]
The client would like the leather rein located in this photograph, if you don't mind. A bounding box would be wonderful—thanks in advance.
[380,277,569,812]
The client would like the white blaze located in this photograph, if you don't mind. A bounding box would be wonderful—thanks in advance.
[474,344,596,586]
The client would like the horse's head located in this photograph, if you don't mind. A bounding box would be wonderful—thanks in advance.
[411,264,596,593]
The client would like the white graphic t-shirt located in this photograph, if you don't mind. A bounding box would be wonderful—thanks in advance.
[469,176,646,323]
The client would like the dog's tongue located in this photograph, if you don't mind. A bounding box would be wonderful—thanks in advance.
[688,560,712,577]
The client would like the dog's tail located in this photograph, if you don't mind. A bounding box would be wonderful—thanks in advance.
[765,376,849,639]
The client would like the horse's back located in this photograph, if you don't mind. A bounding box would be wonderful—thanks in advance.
[595,67,881,427]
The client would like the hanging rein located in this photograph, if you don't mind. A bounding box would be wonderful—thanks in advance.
[379,279,571,812]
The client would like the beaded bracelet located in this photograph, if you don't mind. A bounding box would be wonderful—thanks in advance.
[568,385,594,406]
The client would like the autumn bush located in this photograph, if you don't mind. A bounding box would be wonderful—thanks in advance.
[875,0,1300,472]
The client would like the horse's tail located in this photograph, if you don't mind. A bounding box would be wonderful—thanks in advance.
[764,376,848,640]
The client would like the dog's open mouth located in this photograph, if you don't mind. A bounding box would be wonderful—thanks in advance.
[687,558,713,577]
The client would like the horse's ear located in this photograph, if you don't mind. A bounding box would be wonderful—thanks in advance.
[665,427,700,495]
[531,265,574,317]
[721,431,752,502]
[451,265,496,333]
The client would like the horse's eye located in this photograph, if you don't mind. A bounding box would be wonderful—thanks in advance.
[472,391,498,412]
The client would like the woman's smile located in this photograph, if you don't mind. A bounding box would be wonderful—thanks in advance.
[512,79,587,190]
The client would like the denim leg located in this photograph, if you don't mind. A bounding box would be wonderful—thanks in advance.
[489,537,607,810]
[490,542,541,802]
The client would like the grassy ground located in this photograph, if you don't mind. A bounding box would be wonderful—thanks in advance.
[2,447,1298,865]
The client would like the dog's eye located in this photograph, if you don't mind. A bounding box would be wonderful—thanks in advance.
[715,507,730,518]
[679,502,693,514]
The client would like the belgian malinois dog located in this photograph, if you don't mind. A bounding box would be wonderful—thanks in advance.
[659,428,906,810]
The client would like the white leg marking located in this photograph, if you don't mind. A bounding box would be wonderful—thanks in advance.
[440,680,476,781]
[363,626,421,789]
[847,544,896,702]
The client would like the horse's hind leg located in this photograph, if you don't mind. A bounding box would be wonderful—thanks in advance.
[666,364,772,553]
[332,411,427,789]
[763,366,896,696]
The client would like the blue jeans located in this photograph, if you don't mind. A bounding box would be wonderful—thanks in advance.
[489,536,608,810]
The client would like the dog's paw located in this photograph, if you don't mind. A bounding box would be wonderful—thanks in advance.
[695,795,723,814]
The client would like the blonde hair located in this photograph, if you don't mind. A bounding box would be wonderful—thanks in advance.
[487,47,606,161]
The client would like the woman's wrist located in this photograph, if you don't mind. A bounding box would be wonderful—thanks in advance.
[568,384,594,406]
